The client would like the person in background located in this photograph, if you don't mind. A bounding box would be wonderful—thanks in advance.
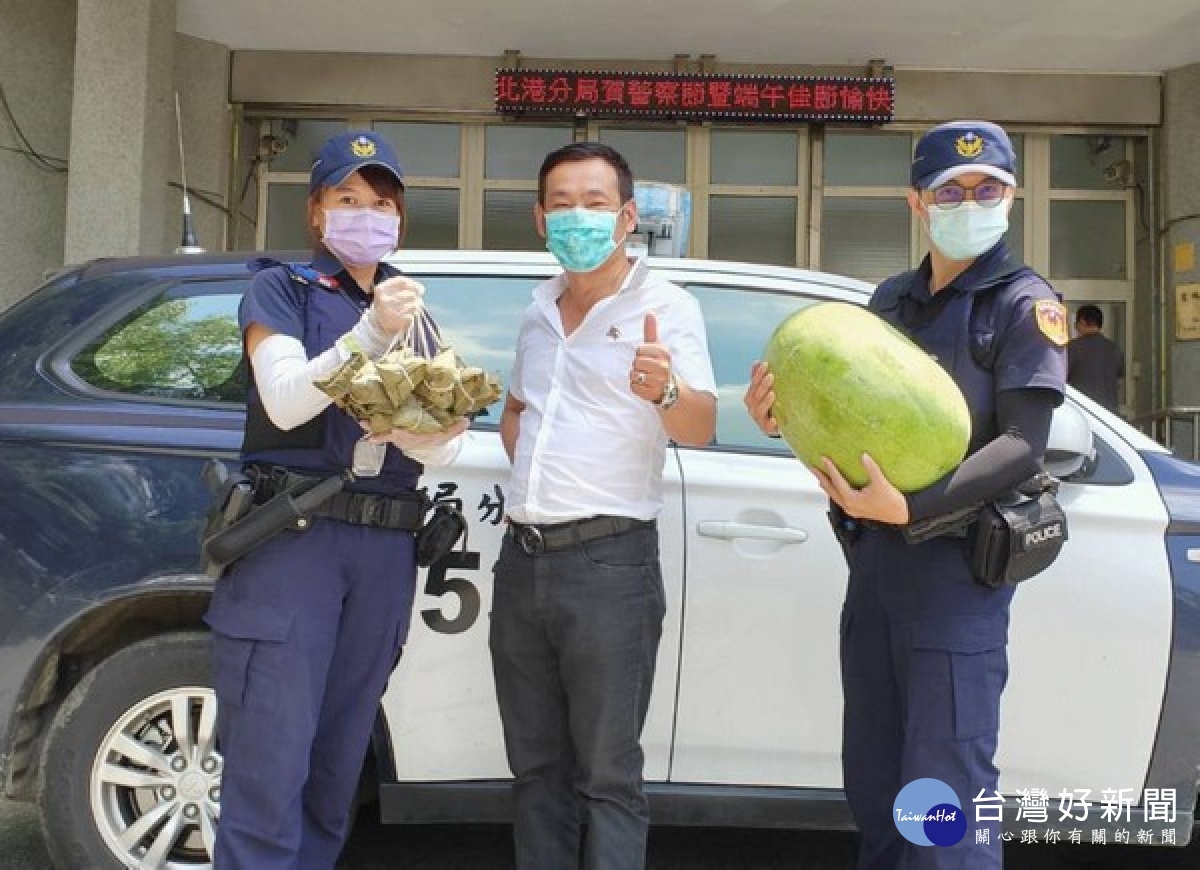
[1068,303,1125,414]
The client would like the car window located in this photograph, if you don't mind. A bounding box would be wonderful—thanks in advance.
[419,274,543,423]
[685,283,819,451]
[71,282,247,403]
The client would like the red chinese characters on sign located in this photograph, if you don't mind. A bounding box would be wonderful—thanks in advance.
[627,80,654,107]
[654,80,681,106]
[494,69,895,122]
[496,73,521,103]
[547,77,572,104]
[601,78,625,105]
[576,78,599,105]
[813,83,839,111]
[733,83,760,109]
[521,76,547,104]
[866,85,892,113]
[788,84,813,110]
[761,83,786,109]
[681,82,707,108]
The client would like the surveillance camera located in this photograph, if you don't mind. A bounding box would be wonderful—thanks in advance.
[260,134,289,159]
[1104,159,1131,185]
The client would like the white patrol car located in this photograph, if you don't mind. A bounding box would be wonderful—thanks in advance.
[0,250,1195,869]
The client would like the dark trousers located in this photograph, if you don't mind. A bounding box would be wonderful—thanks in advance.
[842,529,1011,870]
[489,525,666,870]
[206,519,416,870]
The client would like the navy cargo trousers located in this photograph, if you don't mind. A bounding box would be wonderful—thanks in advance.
[841,527,1012,870]
[205,519,416,869]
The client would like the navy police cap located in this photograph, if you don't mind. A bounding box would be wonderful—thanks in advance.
[310,131,404,193]
[911,121,1017,190]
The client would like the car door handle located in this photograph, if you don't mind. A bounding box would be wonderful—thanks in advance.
[696,521,808,544]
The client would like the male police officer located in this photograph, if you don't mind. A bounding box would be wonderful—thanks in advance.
[747,121,1067,868]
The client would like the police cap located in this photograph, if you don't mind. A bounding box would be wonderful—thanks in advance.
[911,121,1017,190]
[310,131,404,193]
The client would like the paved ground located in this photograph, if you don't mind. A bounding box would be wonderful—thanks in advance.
[3,797,1199,868]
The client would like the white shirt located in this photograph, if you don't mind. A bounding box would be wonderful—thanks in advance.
[507,258,717,524]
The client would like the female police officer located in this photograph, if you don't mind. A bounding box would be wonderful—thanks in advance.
[204,130,465,869]
[746,121,1067,869]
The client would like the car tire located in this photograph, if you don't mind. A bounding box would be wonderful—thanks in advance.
[37,631,221,870]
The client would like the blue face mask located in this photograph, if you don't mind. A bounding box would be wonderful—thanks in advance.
[925,201,1010,261]
[544,206,625,273]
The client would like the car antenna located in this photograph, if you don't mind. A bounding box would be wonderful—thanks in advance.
[174,91,205,255]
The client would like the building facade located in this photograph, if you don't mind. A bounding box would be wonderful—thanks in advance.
[2,0,1199,426]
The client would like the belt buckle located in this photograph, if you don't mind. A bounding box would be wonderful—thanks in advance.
[361,496,384,527]
[513,523,545,556]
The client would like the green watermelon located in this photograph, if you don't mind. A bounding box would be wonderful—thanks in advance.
[763,301,970,493]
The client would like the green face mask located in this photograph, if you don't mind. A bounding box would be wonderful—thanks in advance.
[545,207,623,272]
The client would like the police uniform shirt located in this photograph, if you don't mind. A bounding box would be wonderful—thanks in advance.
[873,242,1066,401]
[240,250,391,348]
[871,242,1068,521]
[238,250,424,490]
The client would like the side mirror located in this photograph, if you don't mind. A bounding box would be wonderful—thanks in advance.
[1045,401,1095,480]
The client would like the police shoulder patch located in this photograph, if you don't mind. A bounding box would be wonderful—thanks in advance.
[1033,299,1069,346]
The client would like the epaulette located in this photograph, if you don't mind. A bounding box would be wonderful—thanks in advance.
[246,257,339,289]
[246,256,284,274]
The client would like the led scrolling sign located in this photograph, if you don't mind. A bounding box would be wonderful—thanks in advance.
[495,68,895,123]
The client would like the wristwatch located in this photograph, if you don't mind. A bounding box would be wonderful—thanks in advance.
[656,373,680,411]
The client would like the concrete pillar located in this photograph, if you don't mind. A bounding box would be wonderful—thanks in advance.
[64,0,176,264]
[1162,63,1200,413]
[0,0,75,309]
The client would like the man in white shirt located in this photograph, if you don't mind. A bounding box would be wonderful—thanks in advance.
[491,142,717,870]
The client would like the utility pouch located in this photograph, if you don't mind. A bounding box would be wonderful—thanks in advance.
[971,475,1068,588]
[200,459,255,579]
[416,502,467,568]
[202,472,345,576]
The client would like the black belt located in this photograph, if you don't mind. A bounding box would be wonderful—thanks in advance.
[860,518,970,539]
[507,515,655,556]
[248,466,426,532]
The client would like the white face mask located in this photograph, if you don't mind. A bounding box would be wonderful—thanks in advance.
[925,201,1010,261]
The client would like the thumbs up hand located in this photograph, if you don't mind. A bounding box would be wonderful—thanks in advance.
[630,311,672,403]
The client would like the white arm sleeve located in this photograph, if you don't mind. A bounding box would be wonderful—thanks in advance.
[250,335,345,431]
[249,309,395,432]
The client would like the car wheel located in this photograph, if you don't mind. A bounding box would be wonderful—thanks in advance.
[37,631,220,870]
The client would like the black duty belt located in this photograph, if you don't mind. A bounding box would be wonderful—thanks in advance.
[861,517,970,539]
[248,466,426,532]
[507,515,656,556]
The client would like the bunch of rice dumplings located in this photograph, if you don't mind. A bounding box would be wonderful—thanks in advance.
[314,312,502,435]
